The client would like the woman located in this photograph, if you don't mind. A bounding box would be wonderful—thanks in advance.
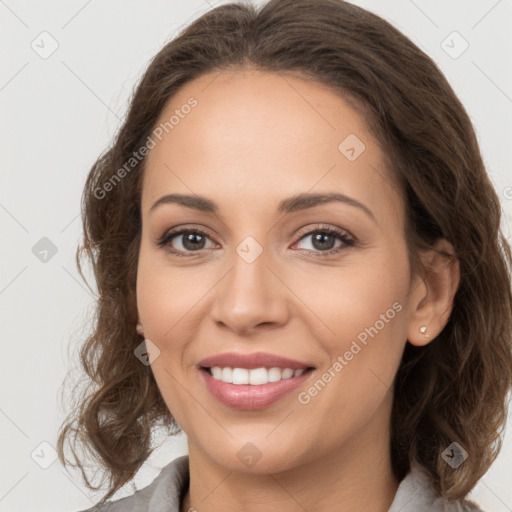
[57,1,512,511]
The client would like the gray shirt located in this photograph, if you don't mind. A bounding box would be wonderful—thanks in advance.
[78,455,484,512]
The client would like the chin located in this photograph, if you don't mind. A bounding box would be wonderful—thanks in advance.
[194,434,310,475]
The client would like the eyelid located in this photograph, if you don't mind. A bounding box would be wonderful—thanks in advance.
[295,223,353,240]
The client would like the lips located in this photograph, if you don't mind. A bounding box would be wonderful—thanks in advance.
[198,352,312,370]
[197,352,315,410]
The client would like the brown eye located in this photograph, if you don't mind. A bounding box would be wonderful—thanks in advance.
[294,226,355,256]
[156,228,216,256]
[177,231,208,251]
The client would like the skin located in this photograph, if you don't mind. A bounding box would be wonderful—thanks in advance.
[135,68,460,512]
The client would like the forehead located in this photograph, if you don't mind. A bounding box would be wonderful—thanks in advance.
[141,68,403,224]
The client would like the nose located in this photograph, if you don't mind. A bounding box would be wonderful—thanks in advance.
[210,245,290,335]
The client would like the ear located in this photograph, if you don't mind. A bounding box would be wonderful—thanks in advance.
[136,320,145,337]
[127,288,144,337]
[407,238,460,347]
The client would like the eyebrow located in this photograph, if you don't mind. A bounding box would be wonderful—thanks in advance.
[149,192,376,223]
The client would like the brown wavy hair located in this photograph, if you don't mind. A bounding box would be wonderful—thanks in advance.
[57,0,512,504]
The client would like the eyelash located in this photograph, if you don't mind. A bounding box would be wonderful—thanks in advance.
[156,224,356,259]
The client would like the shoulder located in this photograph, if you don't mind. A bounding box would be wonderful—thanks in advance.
[75,455,189,512]
[388,466,485,512]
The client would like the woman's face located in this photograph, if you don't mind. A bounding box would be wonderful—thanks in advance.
[136,68,418,473]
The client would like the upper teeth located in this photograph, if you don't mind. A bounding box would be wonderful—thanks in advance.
[210,367,305,385]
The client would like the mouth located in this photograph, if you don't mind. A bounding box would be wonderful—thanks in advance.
[197,352,316,409]
[201,365,314,385]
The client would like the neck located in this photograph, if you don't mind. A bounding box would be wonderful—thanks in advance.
[181,395,399,512]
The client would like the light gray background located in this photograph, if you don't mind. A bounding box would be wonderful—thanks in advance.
[1,0,511,511]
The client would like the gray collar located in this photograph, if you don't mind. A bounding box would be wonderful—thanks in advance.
[83,455,482,512]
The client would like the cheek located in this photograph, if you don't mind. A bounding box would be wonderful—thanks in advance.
[136,248,199,425]
[289,249,410,419]
[291,265,409,443]
[136,246,206,344]
[339,268,406,345]
[288,248,410,351]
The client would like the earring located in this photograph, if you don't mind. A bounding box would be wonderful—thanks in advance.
[136,322,144,337]
[419,326,430,337]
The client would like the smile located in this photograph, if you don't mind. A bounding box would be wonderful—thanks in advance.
[205,366,307,385]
